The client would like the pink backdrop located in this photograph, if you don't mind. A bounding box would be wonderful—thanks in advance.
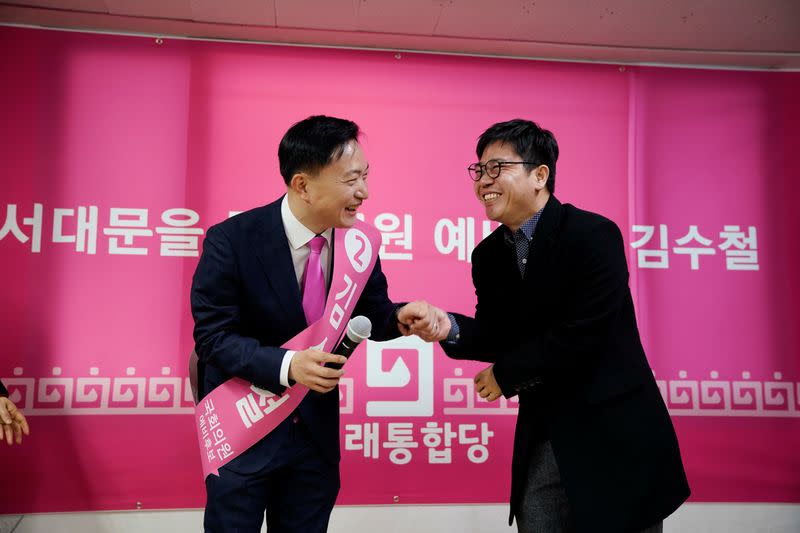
[0,26,798,513]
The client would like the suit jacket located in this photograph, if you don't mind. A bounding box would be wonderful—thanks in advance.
[442,195,690,533]
[191,196,399,472]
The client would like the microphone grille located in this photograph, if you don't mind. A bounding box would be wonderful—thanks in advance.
[347,315,372,341]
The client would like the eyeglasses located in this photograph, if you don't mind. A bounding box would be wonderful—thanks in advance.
[467,160,540,181]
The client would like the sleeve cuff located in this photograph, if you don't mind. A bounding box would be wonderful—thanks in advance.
[280,350,296,387]
[444,313,460,344]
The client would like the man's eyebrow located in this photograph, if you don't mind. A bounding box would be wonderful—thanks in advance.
[345,164,369,176]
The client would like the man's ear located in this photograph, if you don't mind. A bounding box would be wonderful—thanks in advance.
[290,172,312,200]
[533,165,550,191]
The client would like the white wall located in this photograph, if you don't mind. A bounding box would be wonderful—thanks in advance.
[2,503,798,533]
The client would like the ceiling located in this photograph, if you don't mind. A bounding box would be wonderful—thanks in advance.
[1,0,799,69]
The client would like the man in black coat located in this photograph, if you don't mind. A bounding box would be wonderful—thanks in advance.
[436,119,690,532]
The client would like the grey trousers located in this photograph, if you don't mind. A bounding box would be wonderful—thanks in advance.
[516,440,663,533]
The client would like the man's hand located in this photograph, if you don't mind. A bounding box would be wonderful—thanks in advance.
[474,365,502,402]
[0,396,30,445]
[397,301,451,342]
[288,349,347,393]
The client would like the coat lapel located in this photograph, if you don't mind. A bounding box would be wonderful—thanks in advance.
[254,197,306,328]
[523,194,562,286]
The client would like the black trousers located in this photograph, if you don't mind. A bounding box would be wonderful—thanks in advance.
[204,415,340,533]
[516,440,663,533]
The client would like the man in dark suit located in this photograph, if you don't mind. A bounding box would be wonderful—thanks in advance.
[0,379,29,445]
[435,119,690,532]
[191,115,443,532]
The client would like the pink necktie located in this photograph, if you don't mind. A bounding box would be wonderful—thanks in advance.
[301,235,327,325]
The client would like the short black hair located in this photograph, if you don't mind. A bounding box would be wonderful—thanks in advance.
[278,115,360,185]
[476,119,559,193]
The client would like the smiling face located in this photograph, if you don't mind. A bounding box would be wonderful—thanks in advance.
[292,140,369,233]
[473,141,550,231]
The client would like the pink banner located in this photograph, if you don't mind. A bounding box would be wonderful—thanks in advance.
[195,221,380,477]
[0,26,798,513]
[626,68,800,501]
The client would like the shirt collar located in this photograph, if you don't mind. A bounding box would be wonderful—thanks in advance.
[281,195,332,250]
[504,207,544,243]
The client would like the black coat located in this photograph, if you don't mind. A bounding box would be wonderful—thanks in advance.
[442,195,690,533]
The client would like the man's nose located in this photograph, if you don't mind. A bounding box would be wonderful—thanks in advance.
[355,178,369,199]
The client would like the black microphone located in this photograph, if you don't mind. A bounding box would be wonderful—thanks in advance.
[328,316,371,370]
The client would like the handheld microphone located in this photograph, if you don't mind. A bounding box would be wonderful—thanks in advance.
[328,315,371,370]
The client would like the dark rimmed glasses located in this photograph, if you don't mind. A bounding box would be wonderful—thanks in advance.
[467,160,540,181]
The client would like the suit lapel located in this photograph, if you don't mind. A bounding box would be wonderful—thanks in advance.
[254,197,306,328]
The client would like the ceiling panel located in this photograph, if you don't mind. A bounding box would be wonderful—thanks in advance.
[105,0,192,21]
[191,0,275,27]
[276,0,359,31]
[433,0,526,41]
[435,0,800,52]
[1,0,798,69]
[356,0,442,35]
[7,0,106,10]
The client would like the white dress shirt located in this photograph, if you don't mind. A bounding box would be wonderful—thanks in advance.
[278,195,333,386]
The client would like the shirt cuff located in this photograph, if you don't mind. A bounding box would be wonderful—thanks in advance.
[280,350,296,387]
[444,313,460,344]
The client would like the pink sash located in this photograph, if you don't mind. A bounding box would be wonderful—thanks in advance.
[194,221,381,478]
